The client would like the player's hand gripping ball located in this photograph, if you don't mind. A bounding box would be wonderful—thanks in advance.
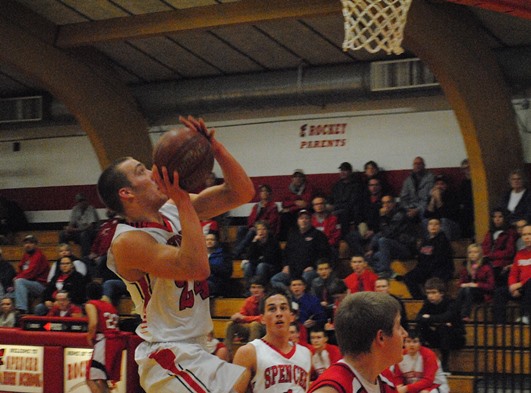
[153,127,214,191]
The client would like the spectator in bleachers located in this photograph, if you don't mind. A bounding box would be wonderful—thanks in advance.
[271,210,330,288]
[0,196,28,245]
[279,169,314,240]
[233,184,280,259]
[326,162,363,239]
[34,255,86,316]
[514,218,528,251]
[289,278,327,333]
[59,193,99,257]
[344,255,378,294]
[310,326,342,378]
[392,329,450,392]
[499,168,531,224]
[0,248,16,297]
[241,220,282,289]
[206,331,229,362]
[456,243,495,322]
[345,177,384,256]
[362,160,390,195]
[225,276,266,360]
[493,224,531,325]
[88,209,123,277]
[312,195,341,249]
[415,278,465,373]
[404,218,454,300]
[366,195,418,279]
[311,259,344,321]
[46,290,83,317]
[0,297,18,327]
[424,174,461,240]
[482,207,517,287]
[47,243,87,282]
[400,157,435,221]
[289,321,312,351]
[205,231,233,297]
[13,234,49,314]
[374,277,408,330]
[458,159,475,239]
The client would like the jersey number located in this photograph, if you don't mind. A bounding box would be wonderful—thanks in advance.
[174,280,209,310]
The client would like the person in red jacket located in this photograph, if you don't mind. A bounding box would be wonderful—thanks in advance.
[392,329,449,393]
[46,290,83,317]
[308,292,407,393]
[310,326,342,378]
[456,243,495,321]
[224,277,266,360]
[13,234,49,314]
[279,169,314,240]
[86,281,124,393]
[312,195,342,248]
[344,255,378,294]
[493,224,531,324]
[482,208,517,287]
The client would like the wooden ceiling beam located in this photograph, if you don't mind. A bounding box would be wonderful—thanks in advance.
[55,0,341,48]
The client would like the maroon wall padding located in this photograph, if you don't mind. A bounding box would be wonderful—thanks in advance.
[44,346,63,393]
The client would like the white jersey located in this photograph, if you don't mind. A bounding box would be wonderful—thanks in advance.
[250,339,312,393]
[107,202,212,343]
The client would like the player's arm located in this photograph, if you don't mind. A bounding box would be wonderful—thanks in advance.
[85,303,97,347]
[232,343,256,393]
[180,116,255,219]
[113,167,209,282]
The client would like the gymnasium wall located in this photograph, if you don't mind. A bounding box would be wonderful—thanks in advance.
[0,105,529,225]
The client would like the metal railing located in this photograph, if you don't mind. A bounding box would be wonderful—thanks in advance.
[473,304,530,393]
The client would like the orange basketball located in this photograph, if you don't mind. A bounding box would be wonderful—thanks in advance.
[153,127,214,191]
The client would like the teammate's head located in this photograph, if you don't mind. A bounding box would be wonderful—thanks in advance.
[334,292,403,357]
[86,281,104,301]
[97,157,132,214]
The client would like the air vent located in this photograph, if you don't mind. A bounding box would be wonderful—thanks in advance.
[370,58,439,92]
[0,96,43,123]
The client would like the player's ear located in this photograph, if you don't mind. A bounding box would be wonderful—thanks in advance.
[289,312,295,323]
[118,187,133,201]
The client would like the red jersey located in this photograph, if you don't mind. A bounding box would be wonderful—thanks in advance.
[87,299,119,334]
[309,360,397,393]
[509,248,531,286]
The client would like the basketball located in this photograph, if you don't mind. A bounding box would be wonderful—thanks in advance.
[153,127,214,191]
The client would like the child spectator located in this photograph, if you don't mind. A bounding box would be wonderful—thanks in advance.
[456,243,495,321]
[404,218,454,300]
[344,255,378,294]
[46,290,83,317]
[482,208,517,287]
[375,277,409,330]
[311,259,344,321]
[415,278,465,373]
[205,231,233,297]
[514,218,528,251]
[392,329,450,392]
[310,326,342,378]
[224,276,266,360]
[0,297,18,327]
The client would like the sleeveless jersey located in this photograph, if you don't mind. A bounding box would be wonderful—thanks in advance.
[107,202,212,342]
[250,339,312,393]
[309,360,397,393]
[87,300,119,334]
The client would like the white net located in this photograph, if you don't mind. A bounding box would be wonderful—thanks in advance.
[341,0,413,55]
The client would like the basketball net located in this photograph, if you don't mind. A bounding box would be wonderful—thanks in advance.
[341,0,413,55]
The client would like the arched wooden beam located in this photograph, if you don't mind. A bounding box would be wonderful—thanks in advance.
[403,0,523,238]
[0,13,152,170]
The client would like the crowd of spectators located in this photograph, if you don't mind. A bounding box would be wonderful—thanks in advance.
[0,158,530,384]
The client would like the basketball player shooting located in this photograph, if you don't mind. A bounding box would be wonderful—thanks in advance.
[97,115,254,393]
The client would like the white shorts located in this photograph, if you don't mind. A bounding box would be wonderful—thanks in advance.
[135,339,245,393]
[88,333,107,381]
